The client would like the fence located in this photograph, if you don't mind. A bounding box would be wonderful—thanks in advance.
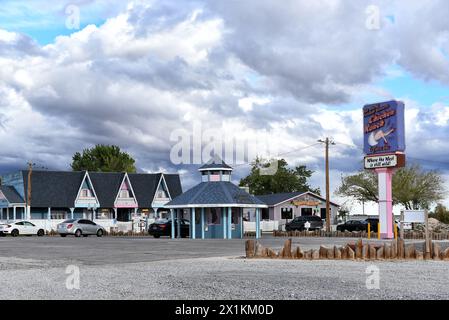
[272,230,449,240]
[243,220,279,232]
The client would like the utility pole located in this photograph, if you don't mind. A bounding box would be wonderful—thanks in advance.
[318,138,335,233]
[27,162,34,220]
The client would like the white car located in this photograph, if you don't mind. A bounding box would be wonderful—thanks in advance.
[0,221,45,237]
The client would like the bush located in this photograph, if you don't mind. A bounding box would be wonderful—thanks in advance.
[430,204,449,224]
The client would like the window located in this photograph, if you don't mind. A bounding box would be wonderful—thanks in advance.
[210,174,220,182]
[301,208,313,216]
[209,208,220,224]
[51,211,67,220]
[281,208,293,219]
[80,189,91,198]
[232,210,239,224]
[120,190,129,198]
[261,208,269,220]
[96,209,112,219]
[320,208,327,219]
[15,222,24,226]
[156,190,168,198]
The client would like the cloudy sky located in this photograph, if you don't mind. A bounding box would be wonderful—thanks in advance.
[1,0,449,213]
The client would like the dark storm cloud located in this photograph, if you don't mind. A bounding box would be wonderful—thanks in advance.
[1,0,449,196]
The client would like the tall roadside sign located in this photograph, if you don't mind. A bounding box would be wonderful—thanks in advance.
[363,100,406,239]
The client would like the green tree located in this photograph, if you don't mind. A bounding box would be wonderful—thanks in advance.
[336,164,446,210]
[71,145,136,173]
[239,157,320,195]
[430,204,449,224]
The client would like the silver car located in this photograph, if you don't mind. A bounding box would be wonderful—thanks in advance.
[57,219,106,237]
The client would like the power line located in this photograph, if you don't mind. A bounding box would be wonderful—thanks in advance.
[333,140,449,167]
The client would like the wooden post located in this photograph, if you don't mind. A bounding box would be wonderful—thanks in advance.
[27,162,33,219]
[245,240,256,258]
[367,223,371,239]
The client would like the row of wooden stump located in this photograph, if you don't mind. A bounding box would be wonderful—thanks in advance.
[245,238,449,261]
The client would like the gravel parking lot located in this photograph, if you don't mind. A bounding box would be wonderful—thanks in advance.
[0,236,448,299]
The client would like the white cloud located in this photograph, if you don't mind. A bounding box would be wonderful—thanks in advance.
[0,0,448,209]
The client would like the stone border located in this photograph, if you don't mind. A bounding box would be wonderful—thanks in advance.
[245,239,449,261]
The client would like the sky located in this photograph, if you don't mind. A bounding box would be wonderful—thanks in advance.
[1,0,449,214]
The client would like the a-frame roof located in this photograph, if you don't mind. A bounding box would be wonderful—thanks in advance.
[256,191,340,207]
[113,172,138,205]
[0,185,25,204]
[8,170,182,209]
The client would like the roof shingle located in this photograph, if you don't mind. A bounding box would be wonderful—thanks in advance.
[166,182,266,207]
[0,185,25,204]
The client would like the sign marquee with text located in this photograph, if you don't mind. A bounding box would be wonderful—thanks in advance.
[363,100,405,156]
[364,154,406,169]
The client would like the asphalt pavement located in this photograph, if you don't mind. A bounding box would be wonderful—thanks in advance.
[1,235,448,299]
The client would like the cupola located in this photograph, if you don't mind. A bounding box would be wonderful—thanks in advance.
[199,155,233,182]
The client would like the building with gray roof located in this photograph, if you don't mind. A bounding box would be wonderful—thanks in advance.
[0,170,182,231]
[165,156,267,239]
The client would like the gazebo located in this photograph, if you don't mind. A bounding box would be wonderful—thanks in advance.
[165,156,267,239]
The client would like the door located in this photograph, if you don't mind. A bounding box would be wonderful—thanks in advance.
[181,219,190,237]
[14,221,27,234]
[23,221,38,235]
[117,208,130,222]
[290,217,303,230]
[78,220,94,234]
[86,220,98,234]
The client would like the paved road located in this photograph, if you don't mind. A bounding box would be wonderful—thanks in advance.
[0,235,433,265]
[1,236,448,299]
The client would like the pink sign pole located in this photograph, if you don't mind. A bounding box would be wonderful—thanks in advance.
[375,168,394,239]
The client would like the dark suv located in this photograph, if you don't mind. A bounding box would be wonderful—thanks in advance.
[365,218,380,232]
[148,218,190,238]
[285,215,323,231]
[364,218,400,234]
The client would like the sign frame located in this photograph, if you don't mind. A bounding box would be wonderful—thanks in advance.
[363,100,405,156]
[364,153,406,170]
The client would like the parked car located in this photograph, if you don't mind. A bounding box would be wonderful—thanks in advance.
[148,218,190,238]
[365,218,380,232]
[56,219,105,237]
[285,215,323,231]
[337,220,368,232]
[364,218,401,234]
[0,221,45,237]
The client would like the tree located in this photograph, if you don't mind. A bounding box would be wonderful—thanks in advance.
[337,206,350,223]
[71,145,136,173]
[430,204,449,224]
[239,157,320,195]
[336,164,446,210]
